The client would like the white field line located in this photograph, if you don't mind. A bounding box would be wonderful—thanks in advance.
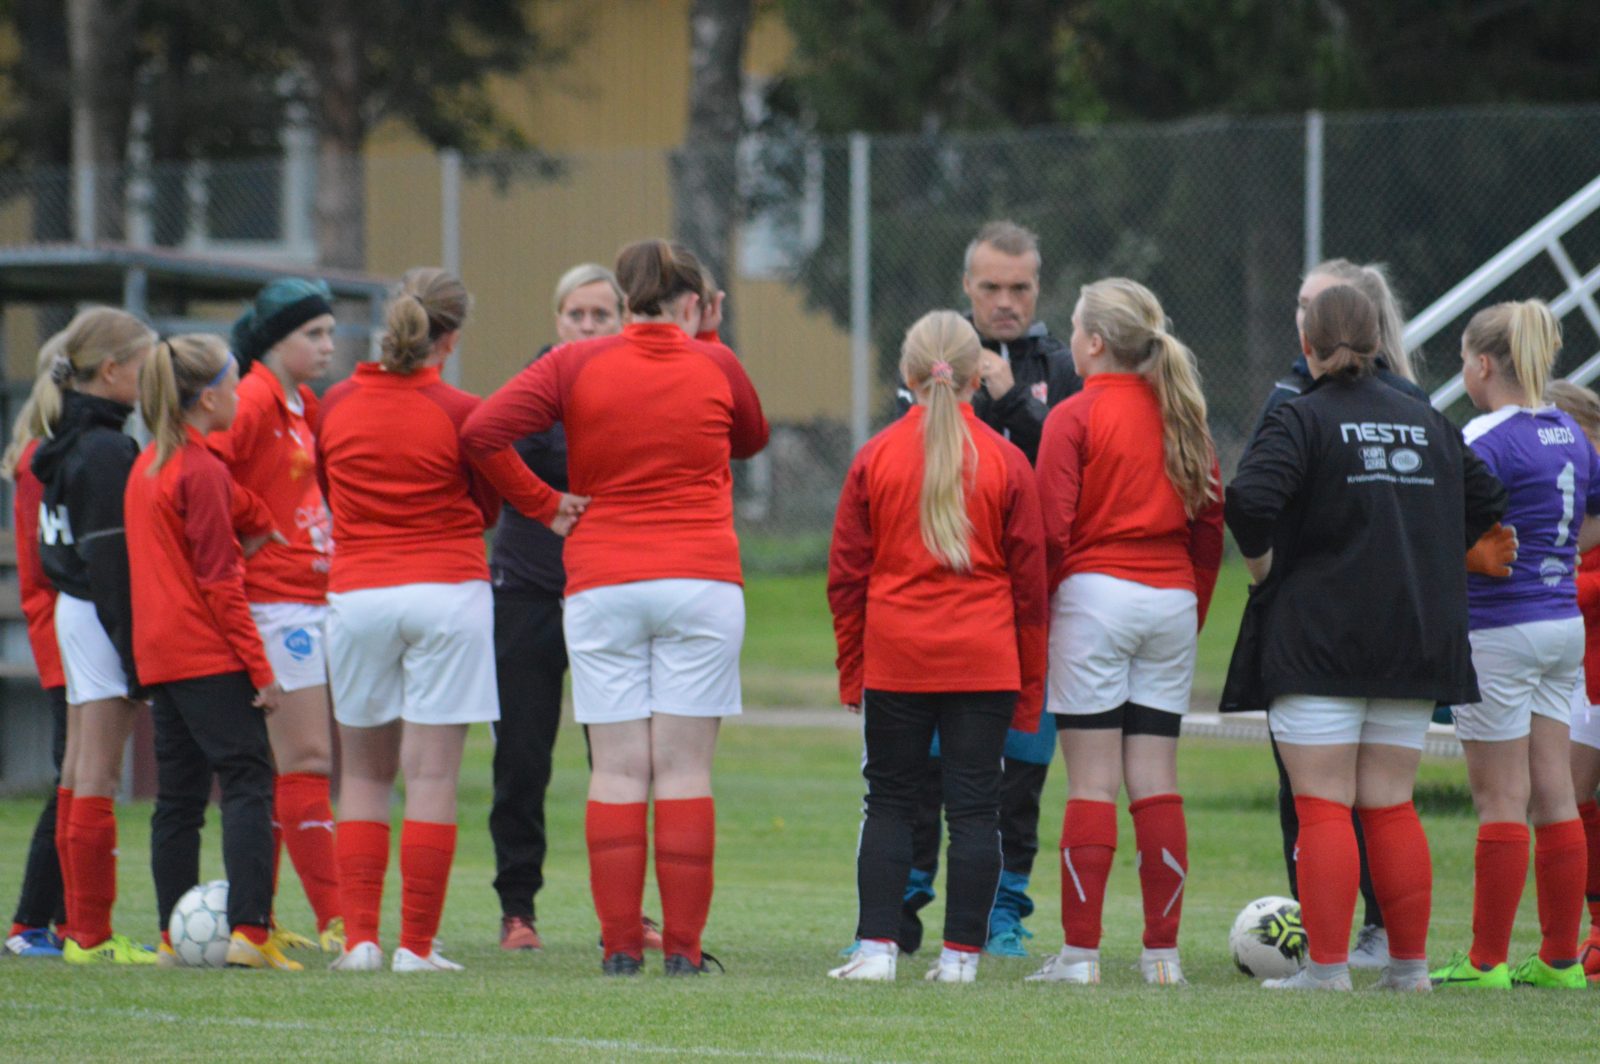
[14,1001,885,1063]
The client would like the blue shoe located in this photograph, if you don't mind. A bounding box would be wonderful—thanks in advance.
[985,924,1033,958]
[838,939,861,959]
[6,928,64,957]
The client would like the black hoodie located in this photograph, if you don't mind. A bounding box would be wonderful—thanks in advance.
[31,390,141,690]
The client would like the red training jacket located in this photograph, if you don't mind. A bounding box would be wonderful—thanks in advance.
[12,439,66,689]
[125,428,274,689]
[316,362,558,593]
[1035,373,1224,625]
[208,361,332,604]
[460,322,770,596]
[1577,546,1600,704]
[828,405,1047,732]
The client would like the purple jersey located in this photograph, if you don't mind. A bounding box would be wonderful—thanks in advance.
[1464,405,1600,630]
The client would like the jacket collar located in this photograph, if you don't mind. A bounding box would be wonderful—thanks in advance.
[353,361,442,387]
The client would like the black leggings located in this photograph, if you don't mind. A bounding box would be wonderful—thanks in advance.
[856,689,1013,950]
[149,672,276,934]
[11,687,68,929]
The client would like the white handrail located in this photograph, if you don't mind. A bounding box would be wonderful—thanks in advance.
[1421,170,1600,409]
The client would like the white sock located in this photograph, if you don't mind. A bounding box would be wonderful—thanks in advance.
[1387,958,1428,980]
[1308,960,1349,982]
[941,946,975,969]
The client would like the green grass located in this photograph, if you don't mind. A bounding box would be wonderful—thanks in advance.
[0,724,1592,1062]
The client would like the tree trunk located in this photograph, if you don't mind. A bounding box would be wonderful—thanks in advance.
[672,0,751,349]
[309,7,366,270]
[65,0,136,242]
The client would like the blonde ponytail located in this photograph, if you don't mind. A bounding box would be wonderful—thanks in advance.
[899,310,983,571]
[381,267,472,374]
[1077,278,1218,516]
[141,335,232,471]
[1464,299,1561,406]
[3,307,153,477]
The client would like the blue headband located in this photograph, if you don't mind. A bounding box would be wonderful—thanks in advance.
[182,353,237,408]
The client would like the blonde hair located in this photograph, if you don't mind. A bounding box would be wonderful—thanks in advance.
[1464,299,1562,406]
[141,335,232,471]
[1307,259,1416,382]
[1303,285,1381,378]
[382,267,472,374]
[1545,380,1600,444]
[2,307,155,478]
[1076,278,1218,516]
[552,263,623,317]
[899,310,983,571]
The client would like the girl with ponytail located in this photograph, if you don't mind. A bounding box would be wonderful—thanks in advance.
[1030,278,1223,988]
[124,335,296,971]
[28,307,155,965]
[826,310,1046,984]
[1431,300,1600,990]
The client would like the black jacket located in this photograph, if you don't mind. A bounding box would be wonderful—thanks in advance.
[895,318,1081,465]
[1221,373,1506,710]
[489,345,569,597]
[1245,354,1427,452]
[31,390,141,689]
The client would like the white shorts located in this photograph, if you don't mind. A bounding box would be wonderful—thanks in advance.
[250,602,328,692]
[326,581,498,728]
[1047,572,1197,717]
[54,593,128,704]
[1268,694,1434,749]
[1568,673,1600,752]
[1454,618,1584,742]
[565,578,744,725]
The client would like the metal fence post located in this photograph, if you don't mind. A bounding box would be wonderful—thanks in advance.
[440,149,464,384]
[849,132,871,451]
[1303,110,1324,273]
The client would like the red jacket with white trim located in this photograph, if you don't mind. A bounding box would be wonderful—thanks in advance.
[12,439,65,689]
[828,405,1047,732]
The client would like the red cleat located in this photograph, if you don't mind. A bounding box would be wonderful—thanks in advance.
[500,915,542,952]
[642,915,664,952]
[1580,928,1600,981]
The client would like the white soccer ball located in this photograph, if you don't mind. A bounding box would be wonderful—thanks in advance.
[169,879,231,968]
[1229,895,1307,980]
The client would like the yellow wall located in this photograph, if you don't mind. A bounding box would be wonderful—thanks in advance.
[363,0,863,421]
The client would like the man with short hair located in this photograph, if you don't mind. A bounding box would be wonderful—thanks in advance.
[884,221,1080,958]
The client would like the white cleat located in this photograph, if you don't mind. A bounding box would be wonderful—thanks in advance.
[1025,945,1100,984]
[828,942,897,981]
[1373,964,1432,992]
[1348,925,1390,970]
[924,950,979,983]
[392,946,463,972]
[1262,965,1352,991]
[329,940,384,972]
[1139,947,1187,986]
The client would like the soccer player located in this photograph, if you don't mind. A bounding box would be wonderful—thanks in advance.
[1430,301,1600,990]
[827,310,1046,984]
[1227,284,1506,992]
[489,263,667,953]
[29,307,159,965]
[2,346,74,958]
[1027,278,1222,987]
[125,335,299,971]
[1247,258,1427,968]
[215,278,343,953]
[462,238,769,977]
[1543,379,1600,980]
[320,268,578,973]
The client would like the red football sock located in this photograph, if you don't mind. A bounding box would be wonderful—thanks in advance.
[67,796,117,948]
[55,787,74,940]
[1470,821,1529,970]
[1130,794,1187,950]
[399,820,457,957]
[654,797,716,965]
[276,772,341,931]
[1294,796,1359,965]
[586,801,647,959]
[1356,802,1432,961]
[1578,800,1600,930]
[1534,818,1586,965]
[335,819,390,948]
[235,923,270,945]
[1060,799,1117,950]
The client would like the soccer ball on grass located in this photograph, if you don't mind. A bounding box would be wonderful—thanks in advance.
[1228,895,1306,980]
[169,879,232,968]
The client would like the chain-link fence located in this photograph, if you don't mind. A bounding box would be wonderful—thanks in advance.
[4,107,1600,571]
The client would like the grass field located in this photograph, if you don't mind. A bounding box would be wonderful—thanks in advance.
[0,565,1593,1061]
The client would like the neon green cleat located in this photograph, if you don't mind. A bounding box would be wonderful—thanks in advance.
[1429,951,1511,989]
[63,933,158,966]
[268,924,318,952]
[1509,953,1586,989]
[318,917,346,953]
